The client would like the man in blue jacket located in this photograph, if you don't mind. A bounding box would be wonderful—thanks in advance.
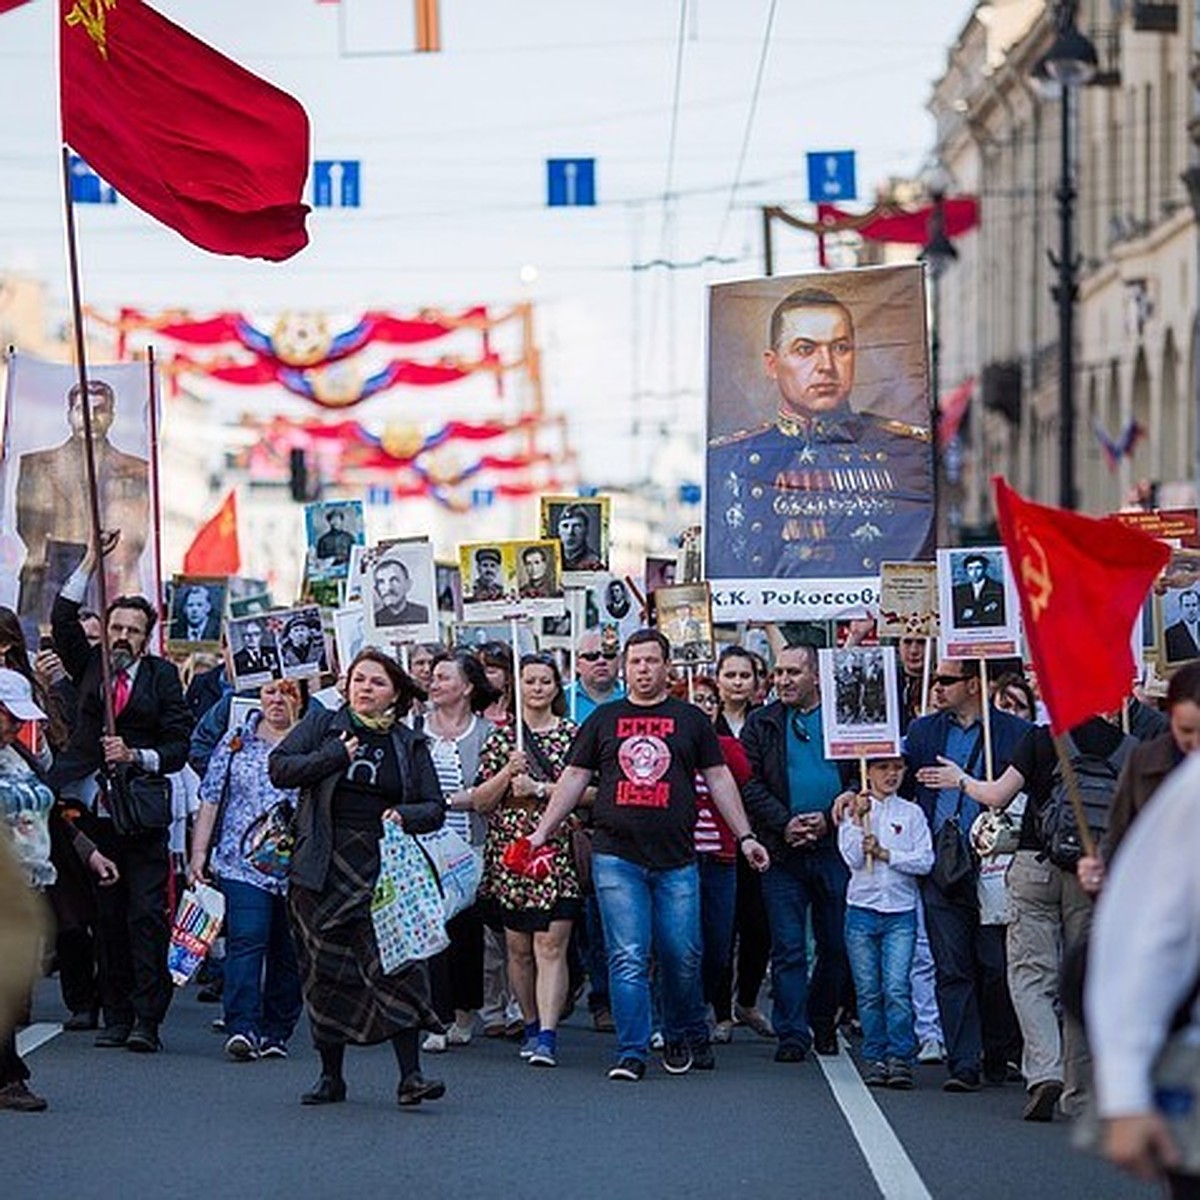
[903,657,1029,1092]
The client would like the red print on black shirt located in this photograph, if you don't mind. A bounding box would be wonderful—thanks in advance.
[615,715,674,808]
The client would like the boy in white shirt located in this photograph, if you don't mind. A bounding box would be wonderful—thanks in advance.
[837,756,934,1089]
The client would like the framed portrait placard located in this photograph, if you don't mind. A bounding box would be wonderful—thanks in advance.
[937,547,1021,660]
[304,499,365,582]
[361,537,438,646]
[540,495,611,586]
[270,605,329,681]
[1156,550,1200,672]
[818,646,900,760]
[877,561,940,639]
[166,576,228,653]
[228,613,282,691]
[655,582,715,666]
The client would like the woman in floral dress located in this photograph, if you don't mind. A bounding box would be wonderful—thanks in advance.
[474,653,583,1068]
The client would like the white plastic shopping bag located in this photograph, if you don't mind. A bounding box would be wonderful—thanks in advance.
[372,823,449,973]
[417,825,483,920]
[168,882,226,986]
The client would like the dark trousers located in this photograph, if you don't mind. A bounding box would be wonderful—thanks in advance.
[921,876,1019,1079]
[48,817,99,1015]
[429,902,484,1022]
[89,820,172,1028]
[732,854,772,1008]
[0,1030,29,1086]
[697,856,737,1020]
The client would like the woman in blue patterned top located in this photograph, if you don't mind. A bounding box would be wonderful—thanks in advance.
[189,679,304,1062]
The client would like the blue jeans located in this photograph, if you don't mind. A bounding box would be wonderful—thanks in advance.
[759,849,848,1048]
[592,853,707,1060]
[697,856,737,1019]
[844,905,917,1063]
[219,879,302,1045]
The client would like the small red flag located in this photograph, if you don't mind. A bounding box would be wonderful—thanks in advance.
[993,476,1170,734]
[60,0,310,260]
[183,491,241,577]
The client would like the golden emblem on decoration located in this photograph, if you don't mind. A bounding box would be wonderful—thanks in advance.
[270,312,332,368]
[306,363,363,408]
[381,424,425,462]
[1020,530,1053,621]
[65,0,117,60]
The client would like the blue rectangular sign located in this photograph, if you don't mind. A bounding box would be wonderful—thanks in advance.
[313,160,361,208]
[806,151,857,203]
[547,158,596,207]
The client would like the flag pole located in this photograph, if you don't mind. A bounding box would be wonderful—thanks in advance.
[1050,732,1098,859]
[979,657,994,781]
[920,635,932,715]
[511,615,524,756]
[146,346,166,649]
[860,756,873,874]
[61,144,115,737]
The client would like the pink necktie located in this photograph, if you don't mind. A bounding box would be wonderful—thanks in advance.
[112,670,131,718]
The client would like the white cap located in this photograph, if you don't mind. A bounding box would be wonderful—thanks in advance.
[0,668,48,722]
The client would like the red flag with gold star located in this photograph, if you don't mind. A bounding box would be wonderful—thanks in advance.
[183,490,241,576]
[992,476,1169,734]
[60,0,310,260]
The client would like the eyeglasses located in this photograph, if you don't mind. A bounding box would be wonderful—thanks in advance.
[694,694,719,707]
[789,713,811,742]
[933,673,967,687]
[578,651,618,662]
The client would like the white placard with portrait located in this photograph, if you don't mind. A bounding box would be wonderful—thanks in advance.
[818,646,900,761]
[937,547,1021,660]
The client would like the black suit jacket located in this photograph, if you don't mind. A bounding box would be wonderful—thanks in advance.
[1164,620,1200,663]
[50,594,193,788]
[169,613,222,643]
[951,577,1005,628]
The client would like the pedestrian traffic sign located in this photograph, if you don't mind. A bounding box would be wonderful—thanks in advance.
[806,151,857,203]
[69,155,116,205]
[547,158,596,207]
[313,160,361,208]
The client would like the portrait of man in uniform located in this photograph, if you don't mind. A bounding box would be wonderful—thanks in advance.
[541,496,610,578]
[14,378,150,630]
[518,544,558,599]
[705,266,934,585]
[471,547,506,602]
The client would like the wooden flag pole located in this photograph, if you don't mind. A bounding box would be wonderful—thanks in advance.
[920,636,932,715]
[979,657,995,781]
[61,144,115,737]
[860,757,873,873]
[1051,731,1098,859]
[511,615,524,756]
[686,664,695,704]
[568,589,582,722]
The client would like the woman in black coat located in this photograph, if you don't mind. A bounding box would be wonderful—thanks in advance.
[270,648,447,1108]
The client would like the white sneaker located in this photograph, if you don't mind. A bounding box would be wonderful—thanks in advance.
[446,1020,474,1046]
[423,1032,448,1053]
[649,1031,664,1051]
[918,1038,946,1064]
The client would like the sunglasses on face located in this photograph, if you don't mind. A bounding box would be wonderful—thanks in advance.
[578,651,618,662]
[933,673,967,687]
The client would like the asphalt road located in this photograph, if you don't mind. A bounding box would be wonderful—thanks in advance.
[4,982,1159,1200]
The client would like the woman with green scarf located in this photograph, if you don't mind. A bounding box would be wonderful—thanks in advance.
[270,648,447,1109]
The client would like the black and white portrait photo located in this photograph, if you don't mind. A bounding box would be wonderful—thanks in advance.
[273,606,329,679]
[364,538,437,644]
[228,613,282,690]
[949,551,1005,629]
[818,646,900,760]
[541,495,610,579]
[167,577,227,650]
[1160,586,1200,667]
[305,499,365,580]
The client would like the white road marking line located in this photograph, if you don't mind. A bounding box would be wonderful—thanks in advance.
[17,1023,63,1056]
[817,1039,934,1200]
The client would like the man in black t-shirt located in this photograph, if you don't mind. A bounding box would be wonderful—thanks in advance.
[529,629,768,1081]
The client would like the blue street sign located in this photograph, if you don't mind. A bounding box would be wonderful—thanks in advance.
[313,160,361,208]
[547,158,596,207]
[806,151,857,203]
[68,155,116,205]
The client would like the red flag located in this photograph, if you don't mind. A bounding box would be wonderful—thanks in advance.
[60,0,310,260]
[993,476,1169,734]
[0,1,33,13]
[183,491,241,576]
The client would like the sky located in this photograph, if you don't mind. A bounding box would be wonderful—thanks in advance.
[0,0,974,493]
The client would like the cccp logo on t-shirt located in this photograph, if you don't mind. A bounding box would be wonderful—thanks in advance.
[615,716,674,808]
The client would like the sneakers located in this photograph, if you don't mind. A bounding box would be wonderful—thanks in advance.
[662,1041,693,1075]
[943,1072,982,1093]
[422,1033,448,1053]
[125,1020,162,1054]
[519,1038,538,1060]
[690,1041,716,1071]
[446,1020,474,1046]
[528,1045,557,1068]
[862,1060,889,1087]
[258,1040,289,1060]
[0,1081,48,1112]
[224,1032,259,1061]
[917,1038,946,1064]
[607,1057,646,1082]
[1022,1079,1063,1122]
[712,1020,734,1044]
[649,1031,665,1051]
[812,1029,840,1056]
[886,1059,914,1090]
[774,1041,807,1064]
[734,1003,775,1039]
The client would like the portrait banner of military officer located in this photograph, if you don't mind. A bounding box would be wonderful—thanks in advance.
[704,265,934,623]
[458,541,516,623]
[655,582,715,666]
[361,536,438,646]
[937,547,1021,660]
[877,561,941,639]
[269,605,329,680]
[540,495,611,585]
[228,613,283,691]
[304,499,365,582]
[166,576,228,652]
[0,352,160,643]
[512,538,566,617]
[818,646,900,760]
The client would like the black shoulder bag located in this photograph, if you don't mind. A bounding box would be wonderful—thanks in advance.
[930,735,984,900]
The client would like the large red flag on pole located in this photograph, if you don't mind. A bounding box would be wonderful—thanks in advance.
[993,476,1170,734]
[0,1,34,14]
[183,490,241,577]
[60,0,311,260]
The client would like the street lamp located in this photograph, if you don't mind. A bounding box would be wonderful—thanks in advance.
[1040,0,1097,510]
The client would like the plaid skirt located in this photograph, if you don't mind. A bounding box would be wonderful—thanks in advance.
[289,824,443,1047]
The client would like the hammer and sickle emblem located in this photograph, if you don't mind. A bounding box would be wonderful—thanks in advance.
[1021,532,1053,620]
[65,0,117,60]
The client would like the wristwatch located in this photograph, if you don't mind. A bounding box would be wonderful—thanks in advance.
[536,781,548,801]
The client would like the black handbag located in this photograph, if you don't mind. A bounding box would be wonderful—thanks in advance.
[105,765,173,837]
[929,736,983,899]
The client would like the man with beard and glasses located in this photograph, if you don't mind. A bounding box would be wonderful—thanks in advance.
[50,533,192,1055]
